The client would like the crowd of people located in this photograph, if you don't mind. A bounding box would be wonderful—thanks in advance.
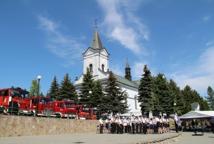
[98,115,171,134]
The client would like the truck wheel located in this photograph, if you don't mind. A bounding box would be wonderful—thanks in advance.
[8,101,19,115]
[0,107,4,113]
[55,113,62,118]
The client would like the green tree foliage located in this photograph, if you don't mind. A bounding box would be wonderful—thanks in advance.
[181,85,195,113]
[207,86,214,110]
[49,76,60,100]
[91,80,104,108]
[105,71,128,114]
[168,79,185,115]
[153,74,173,115]
[182,85,209,113]
[138,65,153,115]
[59,73,77,101]
[199,97,209,110]
[29,79,39,97]
[80,68,94,106]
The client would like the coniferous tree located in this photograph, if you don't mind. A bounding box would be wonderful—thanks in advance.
[181,85,209,112]
[91,80,104,108]
[29,79,39,97]
[138,65,153,115]
[207,86,214,110]
[181,85,193,113]
[80,68,94,107]
[105,71,128,114]
[49,76,60,100]
[59,73,77,101]
[199,97,209,110]
[154,74,173,115]
[168,79,185,115]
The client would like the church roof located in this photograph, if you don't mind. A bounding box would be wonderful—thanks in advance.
[83,30,109,56]
[114,74,139,89]
[91,31,103,49]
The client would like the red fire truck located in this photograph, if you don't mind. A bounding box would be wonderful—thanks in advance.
[37,100,77,118]
[0,87,30,114]
[0,87,96,119]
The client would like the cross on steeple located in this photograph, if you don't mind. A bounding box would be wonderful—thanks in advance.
[93,18,98,31]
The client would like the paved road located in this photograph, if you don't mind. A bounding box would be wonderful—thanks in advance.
[170,132,214,144]
[0,132,179,144]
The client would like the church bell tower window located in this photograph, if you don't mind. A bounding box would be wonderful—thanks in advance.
[102,64,105,72]
[89,64,93,73]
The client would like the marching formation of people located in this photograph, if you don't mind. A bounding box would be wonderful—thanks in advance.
[98,115,170,134]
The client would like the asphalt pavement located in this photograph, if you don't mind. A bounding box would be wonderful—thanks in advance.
[0,132,180,144]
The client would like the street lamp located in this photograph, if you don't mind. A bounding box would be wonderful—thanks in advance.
[36,75,42,115]
[37,75,42,96]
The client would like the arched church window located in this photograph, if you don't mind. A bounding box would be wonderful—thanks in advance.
[89,64,93,72]
[102,64,105,71]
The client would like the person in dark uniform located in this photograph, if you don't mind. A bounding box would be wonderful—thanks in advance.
[110,116,116,133]
[99,118,104,134]
[131,115,135,134]
[142,116,147,134]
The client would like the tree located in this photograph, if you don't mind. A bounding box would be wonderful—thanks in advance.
[181,85,209,112]
[29,79,39,97]
[59,73,77,101]
[91,81,105,112]
[105,71,128,114]
[168,79,185,115]
[90,81,103,107]
[181,85,194,113]
[207,86,214,110]
[49,76,60,100]
[153,74,173,115]
[138,65,153,115]
[80,68,94,106]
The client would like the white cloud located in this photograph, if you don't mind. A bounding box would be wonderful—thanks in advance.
[97,0,149,54]
[38,15,85,66]
[171,46,214,95]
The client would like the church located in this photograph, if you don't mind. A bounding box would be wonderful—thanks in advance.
[74,30,141,114]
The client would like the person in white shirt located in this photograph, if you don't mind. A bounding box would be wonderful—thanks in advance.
[123,117,128,133]
[174,113,179,133]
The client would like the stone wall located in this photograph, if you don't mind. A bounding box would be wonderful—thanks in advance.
[0,115,99,137]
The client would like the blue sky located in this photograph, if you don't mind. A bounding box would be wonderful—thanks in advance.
[0,0,214,96]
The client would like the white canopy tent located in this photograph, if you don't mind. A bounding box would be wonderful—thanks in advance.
[179,111,214,120]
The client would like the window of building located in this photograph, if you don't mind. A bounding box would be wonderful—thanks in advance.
[102,64,105,71]
[89,64,93,72]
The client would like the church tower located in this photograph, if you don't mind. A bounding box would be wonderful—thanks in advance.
[82,30,109,78]
[125,60,132,81]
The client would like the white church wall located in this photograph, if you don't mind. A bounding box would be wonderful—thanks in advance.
[121,87,140,113]
[83,53,108,76]
[99,55,108,72]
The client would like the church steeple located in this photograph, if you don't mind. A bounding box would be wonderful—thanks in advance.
[125,59,132,81]
[91,31,103,49]
[82,27,109,76]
